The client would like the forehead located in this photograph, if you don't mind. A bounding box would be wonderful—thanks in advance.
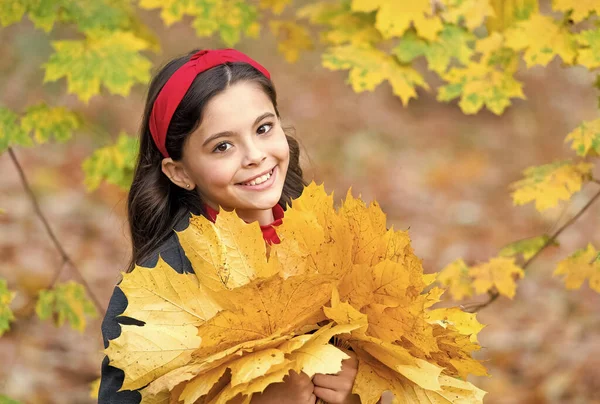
[201,82,274,129]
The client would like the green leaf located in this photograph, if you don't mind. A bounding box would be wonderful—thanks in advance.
[43,30,152,103]
[20,103,81,144]
[394,25,475,74]
[0,279,17,337]
[577,27,600,70]
[0,107,32,153]
[82,132,138,191]
[35,281,98,332]
[0,395,22,404]
[499,235,558,261]
[0,1,27,26]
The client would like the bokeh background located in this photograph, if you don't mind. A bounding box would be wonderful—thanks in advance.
[1,6,599,404]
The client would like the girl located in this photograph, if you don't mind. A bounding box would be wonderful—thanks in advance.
[99,48,362,404]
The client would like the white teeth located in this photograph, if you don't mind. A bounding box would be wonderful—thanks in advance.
[242,170,272,186]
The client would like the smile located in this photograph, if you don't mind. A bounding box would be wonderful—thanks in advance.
[235,166,277,190]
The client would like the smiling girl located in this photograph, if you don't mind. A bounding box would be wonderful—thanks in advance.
[99,48,363,404]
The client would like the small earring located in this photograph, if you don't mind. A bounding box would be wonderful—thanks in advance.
[186,184,190,188]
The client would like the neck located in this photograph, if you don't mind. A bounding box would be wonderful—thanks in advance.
[234,207,275,226]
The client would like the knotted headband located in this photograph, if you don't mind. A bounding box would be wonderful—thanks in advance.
[149,48,271,158]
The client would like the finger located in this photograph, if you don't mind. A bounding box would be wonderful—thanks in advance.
[313,373,342,389]
[314,386,343,403]
[308,393,317,404]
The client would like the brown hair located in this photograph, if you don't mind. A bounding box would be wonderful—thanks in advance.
[126,49,306,272]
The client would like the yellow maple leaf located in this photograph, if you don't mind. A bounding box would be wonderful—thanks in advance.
[554,244,600,293]
[486,0,538,32]
[109,181,486,402]
[552,0,600,22]
[504,13,577,67]
[576,28,600,70]
[510,160,593,212]
[437,258,475,300]
[322,44,429,106]
[565,118,600,157]
[260,0,291,15]
[351,0,443,40]
[269,20,313,63]
[442,0,495,31]
[468,257,525,298]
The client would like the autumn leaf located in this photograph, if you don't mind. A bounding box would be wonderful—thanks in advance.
[469,257,525,298]
[565,118,600,157]
[0,107,31,153]
[499,235,558,261]
[0,279,16,337]
[393,25,475,74]
[20,103,81,144]
[577,28,600,70]
[510,160,594,211]
[260,0,291,15]
[269,20,313,63]
[504,13,577,67]
[437,258,475,300]
[0,395,22,404]
[322,44,429,106]
[552,0,600,23]
[441,0,495,31]
[43,30,152,103]
[351,0,443,40]
[554,244,600,293]
[82,132,138,191]
[35,281,98,332]
[89,378,101,399]
[486,0,538,32]
[297,2,382,46]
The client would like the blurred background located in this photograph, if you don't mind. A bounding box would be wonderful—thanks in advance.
[1,3,599,403]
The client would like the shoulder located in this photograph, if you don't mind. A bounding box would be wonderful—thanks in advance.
[138,212,194,274]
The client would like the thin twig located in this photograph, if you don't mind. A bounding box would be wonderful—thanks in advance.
[8,147,105,316]
[465,185,600,313]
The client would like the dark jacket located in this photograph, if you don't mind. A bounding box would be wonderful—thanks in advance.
[98,216,194,403]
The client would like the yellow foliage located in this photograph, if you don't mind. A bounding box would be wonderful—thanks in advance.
[565,118,600,157]
[351,0,443,40]
[107,182,486,403]
[89,378,101,399]
[260,0,291,15]
[469,257,525,299]
[554,244,600,293]
[552,0,600,23]
[437,258,475,300]
[504,13,577,67]
[322,44,429,106]
[441,0,495,31]
[486,0,539,32]
[576,28,600,70]
[510,160,593,212]
[269,20,314,63]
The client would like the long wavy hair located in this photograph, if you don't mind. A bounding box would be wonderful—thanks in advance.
[126,49,306,272]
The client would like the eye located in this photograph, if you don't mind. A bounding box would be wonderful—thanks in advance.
[213,142,232,153]
[257,122,273,135]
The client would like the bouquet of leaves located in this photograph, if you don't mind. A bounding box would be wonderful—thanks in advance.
[105,182,487,403]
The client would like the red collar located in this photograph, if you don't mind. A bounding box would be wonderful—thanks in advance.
[202,203,284,245]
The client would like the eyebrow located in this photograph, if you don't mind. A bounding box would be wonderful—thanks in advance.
[202,112,276,147]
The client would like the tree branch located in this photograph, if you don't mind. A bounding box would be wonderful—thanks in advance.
[464,184,600,313]
[8,147,105,316]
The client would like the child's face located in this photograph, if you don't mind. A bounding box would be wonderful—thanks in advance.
[180,81,290,214]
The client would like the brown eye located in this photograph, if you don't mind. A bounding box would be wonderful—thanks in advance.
[257,123,273,135]
[213,142,232,153]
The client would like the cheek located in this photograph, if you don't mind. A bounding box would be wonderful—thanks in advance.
[190,161,234,188]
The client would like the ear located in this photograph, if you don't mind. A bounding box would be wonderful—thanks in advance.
[161,158,196,191]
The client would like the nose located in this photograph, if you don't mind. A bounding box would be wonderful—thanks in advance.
[241,138,267,167]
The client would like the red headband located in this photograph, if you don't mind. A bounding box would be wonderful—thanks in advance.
[149,48,271,158]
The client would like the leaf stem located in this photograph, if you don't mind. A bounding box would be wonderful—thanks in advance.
[465,184,600,313]
[8,147,105,316]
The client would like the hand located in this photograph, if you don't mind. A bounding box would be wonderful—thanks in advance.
[313,350,360,404]
[251,370,316,404]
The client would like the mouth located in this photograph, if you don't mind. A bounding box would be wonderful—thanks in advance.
[235,166,277,189]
